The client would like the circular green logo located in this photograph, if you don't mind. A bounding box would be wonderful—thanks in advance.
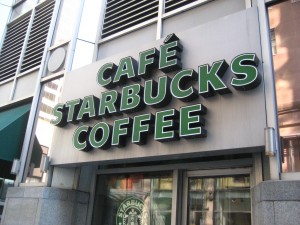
[116,197,144,225]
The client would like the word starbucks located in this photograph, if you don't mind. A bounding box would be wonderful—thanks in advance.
[51,35,261,151]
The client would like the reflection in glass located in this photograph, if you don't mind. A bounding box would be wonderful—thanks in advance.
[25,78,63,183]
[72,39,94,70]
[51,0,80,46]
[282,137,300,172]
[71,0,104,70]
[77,0,103,43]
[92,172,173,225]
[268,0,300,172]
[188,175,251,225]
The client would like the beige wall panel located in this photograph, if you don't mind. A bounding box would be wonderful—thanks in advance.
[163,0,245,37]
[13,71,38,101]
[98,24,157,60]
[0,81,13,106]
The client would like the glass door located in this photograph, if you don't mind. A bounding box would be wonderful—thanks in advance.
[184,173,251,225]
[92,171,173,225]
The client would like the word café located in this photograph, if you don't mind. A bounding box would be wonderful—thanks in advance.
[51,35,261,151]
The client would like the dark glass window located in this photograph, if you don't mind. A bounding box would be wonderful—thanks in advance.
[92,172,173,225]
[188,175,251,225]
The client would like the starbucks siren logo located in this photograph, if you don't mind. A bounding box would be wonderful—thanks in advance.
[116,197,144,225]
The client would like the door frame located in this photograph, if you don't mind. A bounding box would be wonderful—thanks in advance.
[181,167,252,225]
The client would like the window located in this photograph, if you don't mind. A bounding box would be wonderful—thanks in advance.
[92,172,173,225]
[0,0,54,82]
[20,0,55,73]
[100,0,212,39]
[270,28,276,55]
[101,0,159,38]
[0,178,14,222]
[187,176,251,225]
[0,13,31,82]
[281,136,300,172]
[268,1,300,173]
[92,167,252,225]
[39,81,60,121]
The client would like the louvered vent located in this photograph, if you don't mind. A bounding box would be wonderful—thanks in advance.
[0,14,30,82]
[102,0,159,38]
[20,0,55,73]
[165,0,198,13]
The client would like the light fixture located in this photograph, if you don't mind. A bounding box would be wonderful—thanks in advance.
[265,127,277,156]
[11,159,20,175]
[40,155,50,173]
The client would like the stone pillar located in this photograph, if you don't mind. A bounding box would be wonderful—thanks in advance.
[252,180,300,225]
[1,187,89,225]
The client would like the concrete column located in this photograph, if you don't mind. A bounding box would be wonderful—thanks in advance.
[1,187,89,225]
[252,180,300,225]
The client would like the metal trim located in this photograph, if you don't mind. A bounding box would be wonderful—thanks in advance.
[64,0,85,72]
[48,40,70,51]
[96,158,253,175]
[40,70,64,83]
[156,0,164,40]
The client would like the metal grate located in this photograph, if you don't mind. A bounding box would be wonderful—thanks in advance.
[164,0,198,13]
[20,0,55,73]
[101,0,159,38]
[0,14,30,82]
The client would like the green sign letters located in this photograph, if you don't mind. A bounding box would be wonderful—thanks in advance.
[51,34,262,152]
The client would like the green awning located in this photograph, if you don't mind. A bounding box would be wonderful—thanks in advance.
[0,103,31,162]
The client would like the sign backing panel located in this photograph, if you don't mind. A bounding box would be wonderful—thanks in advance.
[50,8,266,165]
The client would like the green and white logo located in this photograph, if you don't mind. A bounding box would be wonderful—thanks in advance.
[116,197,144,225]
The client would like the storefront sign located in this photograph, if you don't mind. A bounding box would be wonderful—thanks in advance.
[51,34,261,152]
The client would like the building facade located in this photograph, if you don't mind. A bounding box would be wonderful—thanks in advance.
[0,0,300,225]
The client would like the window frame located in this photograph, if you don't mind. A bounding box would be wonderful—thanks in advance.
[270,28,277,55]
[95,166,179,225]
[181,168,252,225]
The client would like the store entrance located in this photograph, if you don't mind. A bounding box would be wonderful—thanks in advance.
[91,165,253,225]
[183,171,251,225]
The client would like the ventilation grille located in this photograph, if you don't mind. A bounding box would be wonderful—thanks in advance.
[165,0,199,13]
[0,14,30,82]
[20,0,55,73]
[101,0,159,38]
